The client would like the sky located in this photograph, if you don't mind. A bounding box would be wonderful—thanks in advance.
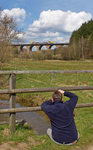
[0,0,93,43]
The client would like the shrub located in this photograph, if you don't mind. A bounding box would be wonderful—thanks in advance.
[31,50,44,60]
[0,42,13,63]
[44,49,53,60]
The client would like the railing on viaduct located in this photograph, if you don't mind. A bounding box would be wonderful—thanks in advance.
[0,70,93,133]
[13,42,69,53]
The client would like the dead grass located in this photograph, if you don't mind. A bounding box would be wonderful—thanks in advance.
[0,135,43,150]
[0,142,28,150]
[0,140,92,150]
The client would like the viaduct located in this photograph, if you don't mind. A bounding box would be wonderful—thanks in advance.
[13,42,69,53]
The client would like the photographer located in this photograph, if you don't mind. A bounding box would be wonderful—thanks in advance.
[41,90,79,145]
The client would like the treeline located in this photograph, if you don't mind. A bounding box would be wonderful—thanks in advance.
[70,20,93,42]
[69,20,93,60]
[53,20,93,60]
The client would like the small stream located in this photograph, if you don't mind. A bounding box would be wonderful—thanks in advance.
[0,100,50,135]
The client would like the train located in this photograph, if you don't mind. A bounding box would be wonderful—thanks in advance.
[30,41,54,44]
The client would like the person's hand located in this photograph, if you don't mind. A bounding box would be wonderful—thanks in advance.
[52,98,54,103]
[58,90,65,95]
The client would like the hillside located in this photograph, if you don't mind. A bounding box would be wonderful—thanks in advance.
[70,20,93,42]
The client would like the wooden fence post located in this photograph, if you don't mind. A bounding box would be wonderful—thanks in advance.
[9,73,16,133]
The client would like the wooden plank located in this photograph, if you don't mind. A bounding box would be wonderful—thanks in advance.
[9,73,16,133]
[0,121,9,125]
[0,106,41,113]
[76,103,93,108]
[0,70,93,75]
[0,103,93,114]
[0,86,93,94]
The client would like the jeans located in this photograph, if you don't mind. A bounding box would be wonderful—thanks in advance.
[47,128,79,145]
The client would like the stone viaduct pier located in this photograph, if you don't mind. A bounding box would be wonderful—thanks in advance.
[13,42,69,53]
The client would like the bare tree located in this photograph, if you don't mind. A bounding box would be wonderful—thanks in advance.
[0,10,20,63]
[0,13,19,42]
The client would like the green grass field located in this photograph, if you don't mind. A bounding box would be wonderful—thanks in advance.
[0,58,93,150]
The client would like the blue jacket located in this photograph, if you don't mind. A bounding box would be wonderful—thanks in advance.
[41,91,78,144]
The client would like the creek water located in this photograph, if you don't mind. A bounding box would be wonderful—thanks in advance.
[0,100,50,135]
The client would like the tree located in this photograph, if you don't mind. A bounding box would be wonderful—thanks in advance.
[70,20,93,59]
[0,10,20,63]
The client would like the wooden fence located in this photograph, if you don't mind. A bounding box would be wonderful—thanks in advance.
[0,70,93,133]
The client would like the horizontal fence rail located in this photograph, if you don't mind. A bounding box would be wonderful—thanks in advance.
[0,103,93,114]
[0,86,93,94]
[0,70,93,75]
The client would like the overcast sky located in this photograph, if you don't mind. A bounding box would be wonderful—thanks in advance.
[0,0,93,43]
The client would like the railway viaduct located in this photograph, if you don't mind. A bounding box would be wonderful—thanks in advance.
[13,42,69,53]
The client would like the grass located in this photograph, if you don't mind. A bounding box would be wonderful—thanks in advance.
[0,58,93,149]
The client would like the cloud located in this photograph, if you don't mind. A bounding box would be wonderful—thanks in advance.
[2,8,26,23]
[2,8,92,43]
[23,9,92,43]
[30,10,92,33]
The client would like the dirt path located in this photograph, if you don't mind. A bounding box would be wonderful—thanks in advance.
[0,142,28,150]
[87,146,93,150]
[0,142,93,150]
